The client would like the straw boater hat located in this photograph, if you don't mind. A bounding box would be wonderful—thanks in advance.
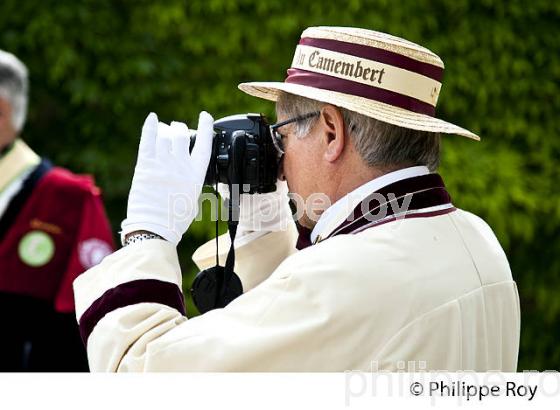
[239,26,479,140]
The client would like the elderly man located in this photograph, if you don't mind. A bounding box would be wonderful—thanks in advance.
[0,50,114,370]
[74,27,520,371]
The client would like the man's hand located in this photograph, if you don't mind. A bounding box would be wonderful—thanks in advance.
[121,111,214,245]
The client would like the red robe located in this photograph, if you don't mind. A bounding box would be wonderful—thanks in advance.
[0,159,115,370]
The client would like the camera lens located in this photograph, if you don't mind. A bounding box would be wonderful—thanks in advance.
[189,114,278,194]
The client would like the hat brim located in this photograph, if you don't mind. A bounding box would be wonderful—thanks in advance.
[238,82,480,141]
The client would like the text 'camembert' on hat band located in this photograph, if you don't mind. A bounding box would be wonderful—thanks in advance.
[285,37,444,117]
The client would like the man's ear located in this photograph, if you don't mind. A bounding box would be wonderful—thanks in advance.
[319,104,346,163]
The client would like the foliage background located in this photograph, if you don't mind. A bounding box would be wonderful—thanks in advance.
[1,0,558,370]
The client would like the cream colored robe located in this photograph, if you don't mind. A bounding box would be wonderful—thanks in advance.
[74,205,520,372]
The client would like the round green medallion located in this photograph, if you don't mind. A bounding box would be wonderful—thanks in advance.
[18,230,55,267]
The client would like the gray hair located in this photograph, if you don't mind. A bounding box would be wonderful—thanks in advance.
[276,92,441,172]
[0,50,29,132]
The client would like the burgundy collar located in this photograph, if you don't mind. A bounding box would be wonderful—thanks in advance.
[295,173,454,250]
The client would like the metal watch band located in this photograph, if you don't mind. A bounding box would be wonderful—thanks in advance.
[124,232,164,247]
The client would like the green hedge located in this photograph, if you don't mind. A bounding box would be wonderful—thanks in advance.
[1,0,558,370]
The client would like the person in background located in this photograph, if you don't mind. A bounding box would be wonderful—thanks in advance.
[0,49,114,371]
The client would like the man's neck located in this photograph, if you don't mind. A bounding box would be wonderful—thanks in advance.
[328,166,386,207]
[309,165,430,242]
[0,141,15,159]
[300,165,388,230]
[0,139,41,193]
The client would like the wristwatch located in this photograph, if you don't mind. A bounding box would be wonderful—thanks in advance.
[123,232,163,247]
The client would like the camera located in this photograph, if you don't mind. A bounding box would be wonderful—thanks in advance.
[189,113,279,193]
[189,113,280,314]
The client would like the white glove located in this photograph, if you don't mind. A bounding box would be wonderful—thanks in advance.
[121,111,214,245]
[218,180,294,236]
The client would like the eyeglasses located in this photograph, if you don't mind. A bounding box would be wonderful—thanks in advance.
[269,111,320,156]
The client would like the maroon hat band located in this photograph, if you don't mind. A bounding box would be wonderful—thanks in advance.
[284,37,444,117]
[299,38,444,81]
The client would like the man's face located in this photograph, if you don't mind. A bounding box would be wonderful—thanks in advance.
[275,111,328,228]
[0,97,17,151]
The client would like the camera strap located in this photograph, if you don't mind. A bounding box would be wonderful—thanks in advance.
[190,183,243,315]
[222,216,237,297]
[191,131,250,314]
[214,184,240,307]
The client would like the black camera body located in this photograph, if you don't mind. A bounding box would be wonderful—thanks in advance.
[191,113,278,193]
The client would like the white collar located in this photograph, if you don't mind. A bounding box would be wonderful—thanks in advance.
[310,166,430,243]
